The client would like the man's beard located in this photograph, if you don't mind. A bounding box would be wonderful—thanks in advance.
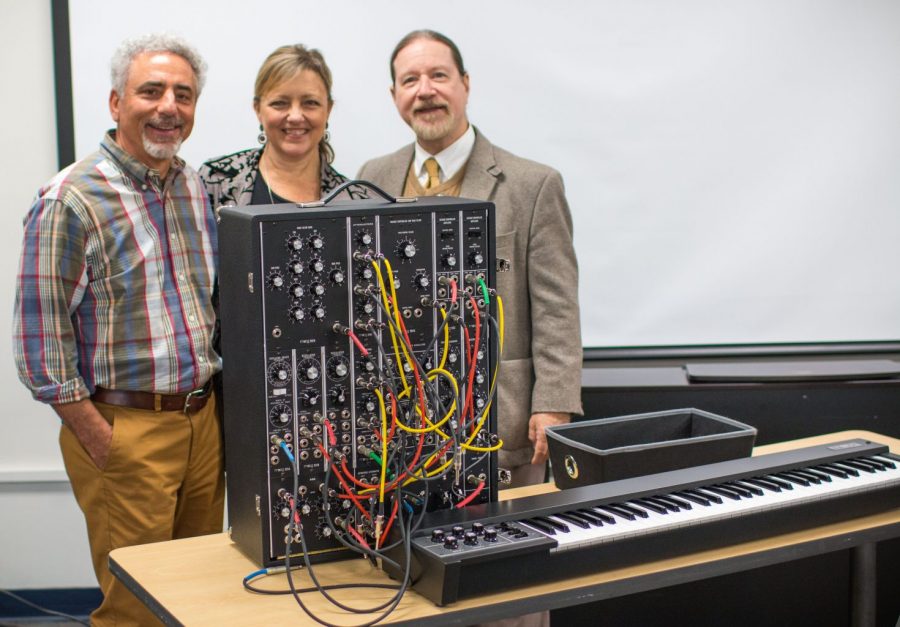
[142,115,183,160]
[411,109,456,143]
[143,136,183,160]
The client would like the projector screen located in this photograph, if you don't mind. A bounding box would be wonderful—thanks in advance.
[66,0,900,348]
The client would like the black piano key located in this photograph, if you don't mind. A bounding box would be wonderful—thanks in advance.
[575,508,607,526]
[705,485,743,500]
[730,480,765,496]
[648,496,683,512]
[814,464,849,479]
[658,494,692,510]
[618,502,651,518]
[789,470,822,484]
[688,488,724,504]
[631,499,669,515]
[742,477,781,493]
[674,490,712,506]
[721,482,754,498]
[850,457,883,472]
[759,474,794,490]
[828,462,860,477]
[522,518,556,535]
[871,455,896,469]
[599,504,636,521]
[535,516,569,533]
[836,459,875,474]
[776,472,810,487]
[585,508,617,525]
[860,456,888,471]
[800,467,832,482]
[556,512,591,529]
[573,510,605,526]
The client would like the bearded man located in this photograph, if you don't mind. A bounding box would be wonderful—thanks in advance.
[13,33,222,626]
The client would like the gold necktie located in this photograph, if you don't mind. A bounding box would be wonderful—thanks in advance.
[424,157,440,189]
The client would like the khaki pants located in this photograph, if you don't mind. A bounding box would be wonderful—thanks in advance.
[60,392,225,626]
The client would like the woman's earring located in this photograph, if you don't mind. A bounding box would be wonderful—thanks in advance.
[257,124,267,145]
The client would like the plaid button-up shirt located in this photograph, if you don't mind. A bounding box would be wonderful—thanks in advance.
[13,132,221,404]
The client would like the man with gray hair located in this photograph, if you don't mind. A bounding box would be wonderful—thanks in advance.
[13,33,222,625]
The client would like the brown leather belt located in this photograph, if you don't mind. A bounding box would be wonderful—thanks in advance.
[92,384,212,413]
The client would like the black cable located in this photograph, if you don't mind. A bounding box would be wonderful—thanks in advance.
[287,503,411,624]
[0,589,91,626]
[319,444,403,571]
[282,437,411,624]
[242,572,399,596]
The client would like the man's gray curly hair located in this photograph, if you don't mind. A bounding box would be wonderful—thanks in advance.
[110,33,207,96]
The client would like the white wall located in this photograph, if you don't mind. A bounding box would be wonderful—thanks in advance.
[0,0,96,588]
[66,0,900,348]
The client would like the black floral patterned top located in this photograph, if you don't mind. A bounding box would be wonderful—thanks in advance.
[198,147,367,210]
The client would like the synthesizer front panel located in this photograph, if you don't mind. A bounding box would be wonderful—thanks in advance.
[218,196,499,567]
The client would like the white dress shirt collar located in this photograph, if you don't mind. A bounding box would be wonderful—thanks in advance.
[413,125,476,186]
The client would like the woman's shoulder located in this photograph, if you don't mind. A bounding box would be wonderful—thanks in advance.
[200,148,261,181]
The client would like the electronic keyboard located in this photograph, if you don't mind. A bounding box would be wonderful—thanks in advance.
[383,439,900,605]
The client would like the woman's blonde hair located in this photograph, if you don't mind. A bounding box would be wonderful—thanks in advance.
[254,44,335,164]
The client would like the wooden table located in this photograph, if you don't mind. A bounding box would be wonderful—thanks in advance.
[109,430,900,626]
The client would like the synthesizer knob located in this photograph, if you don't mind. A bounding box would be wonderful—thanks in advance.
[289,283,304,299]
[443,535,459,550]
[469,251,484,265]
[357,300,376,315]
[452,525,465,537]
[309,282,326,297]
[310,304,327,320]
[464,531,478,546]
[267,360,291,386]
[309,257,325,274]
[298,360,320,383]
[288,259,304,275]
[286,236,303,252]
[413,273,431,289]
[430,529,445,543]
[356,231,373,246]
[397,240,417,259]
[360,394,377,413]
[358,265,374,280]
[483,527,498,542]
[475,370,486,385]
[289,306,305,322]
[308,232,325,250]
[299,390,320,408]
[329,386,347,406]
[328,357,350,380]
[269,403,291,426]
[442,253,457,269]
[266,271,285,289]
[472,522,485,535]
[330,269,345,285]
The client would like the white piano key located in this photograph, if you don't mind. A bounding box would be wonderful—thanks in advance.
[516,460,900,553]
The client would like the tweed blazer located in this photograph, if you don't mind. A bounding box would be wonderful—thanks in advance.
[358,129,583,468]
